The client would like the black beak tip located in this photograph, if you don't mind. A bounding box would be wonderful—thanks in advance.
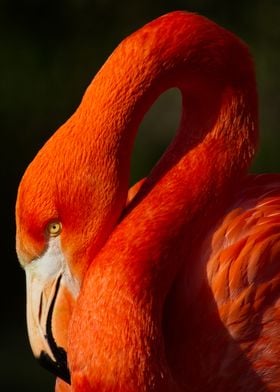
[38,350,71,385]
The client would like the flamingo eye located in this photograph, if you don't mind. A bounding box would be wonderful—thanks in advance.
[46,221,62,237]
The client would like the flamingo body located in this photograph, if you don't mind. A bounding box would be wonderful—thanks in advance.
[15,11,280,392]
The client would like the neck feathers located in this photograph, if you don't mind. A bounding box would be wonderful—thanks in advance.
[67,11,258,391]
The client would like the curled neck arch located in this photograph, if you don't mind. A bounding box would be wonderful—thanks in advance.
[72,11,258,203]
[67,11,259,392]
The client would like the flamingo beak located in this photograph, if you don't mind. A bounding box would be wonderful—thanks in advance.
[23,237,79,384]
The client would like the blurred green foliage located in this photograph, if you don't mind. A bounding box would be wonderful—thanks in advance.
[1,0,279,391]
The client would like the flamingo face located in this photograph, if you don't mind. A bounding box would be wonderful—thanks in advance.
[24,235,79,384]
[15,152,79,384]
[15,159,105,385]
[17,215,79,384]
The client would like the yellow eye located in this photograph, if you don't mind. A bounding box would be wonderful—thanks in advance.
[47,221,62,237]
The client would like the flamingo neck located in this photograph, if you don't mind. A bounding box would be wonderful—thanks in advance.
[68,12,258,391]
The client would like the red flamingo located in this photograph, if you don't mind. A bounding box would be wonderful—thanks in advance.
[16,11,280,392]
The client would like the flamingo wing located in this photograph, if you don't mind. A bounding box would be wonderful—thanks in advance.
[163,174,280,391]
[198,174,280,389]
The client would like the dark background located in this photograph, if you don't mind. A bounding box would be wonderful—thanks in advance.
[1,0,279,390]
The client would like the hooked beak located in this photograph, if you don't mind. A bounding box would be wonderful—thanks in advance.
[24,237,79,384]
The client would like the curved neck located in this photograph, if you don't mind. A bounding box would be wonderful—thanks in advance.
[68,12,258,391]
[74,11,257,186]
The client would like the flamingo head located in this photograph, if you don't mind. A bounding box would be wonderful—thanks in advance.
[15,127,126,384]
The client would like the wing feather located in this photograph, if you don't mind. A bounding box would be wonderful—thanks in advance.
[205,174,280,385]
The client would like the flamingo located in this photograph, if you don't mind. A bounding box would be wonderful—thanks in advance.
[16,11,280,392]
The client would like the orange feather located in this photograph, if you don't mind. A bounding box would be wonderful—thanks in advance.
[16,11,280,392]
